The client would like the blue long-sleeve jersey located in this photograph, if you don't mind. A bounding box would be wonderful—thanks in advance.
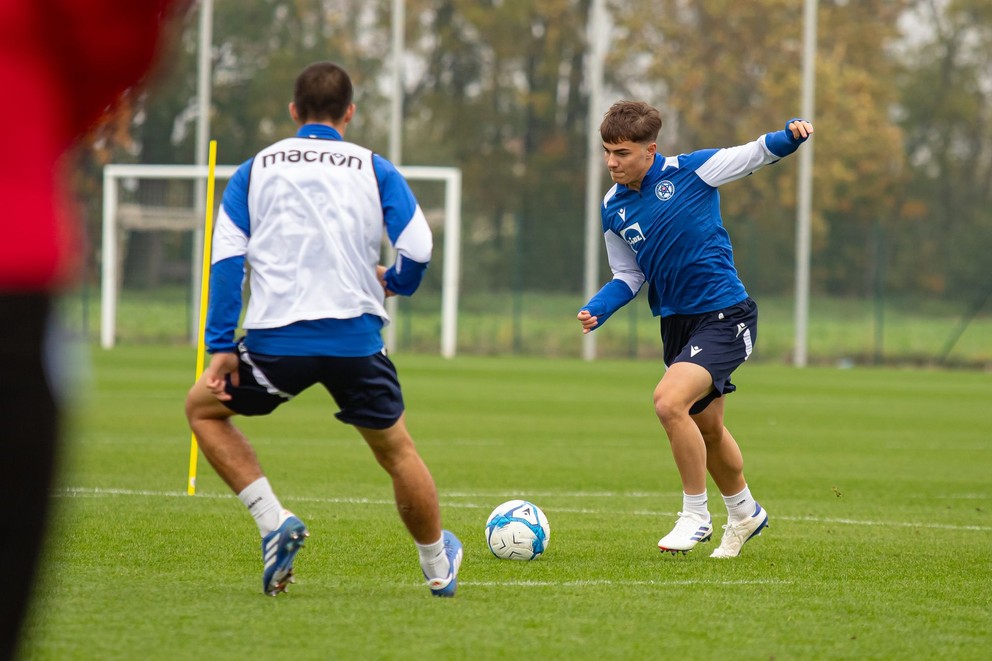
[583,121,809,328]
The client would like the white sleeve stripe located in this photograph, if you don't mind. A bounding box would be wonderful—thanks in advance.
[392,204,433,264]
[614,271,642,294]
[694,137,778,188]
[604,231,645,293]
[211,206,248,264]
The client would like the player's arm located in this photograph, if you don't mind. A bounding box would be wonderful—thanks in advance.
[374,155,433,296]
[693,118,814,188]
[578,231,645,333]
[204,161,251,354]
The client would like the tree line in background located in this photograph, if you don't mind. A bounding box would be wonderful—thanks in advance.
[76,0,992,308]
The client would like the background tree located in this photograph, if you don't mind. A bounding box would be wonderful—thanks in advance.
[401,0,594,293]
[895,0,992,303]
[609,0,909,299]
[76,0,992,322]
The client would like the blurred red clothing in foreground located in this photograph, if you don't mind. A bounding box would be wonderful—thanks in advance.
[0,0,186,290]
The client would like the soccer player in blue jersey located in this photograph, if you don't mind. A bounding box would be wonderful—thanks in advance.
[578,100,813,558]
[185,62,462,596]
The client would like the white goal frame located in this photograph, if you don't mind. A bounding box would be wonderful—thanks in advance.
[100,163,462,357]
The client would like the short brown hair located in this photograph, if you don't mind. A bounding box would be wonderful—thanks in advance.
[293,61,353,123]
[600,100,663,145]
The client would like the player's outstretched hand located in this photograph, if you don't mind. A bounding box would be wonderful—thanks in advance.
[577,309,599,334]
[788,119,814,140]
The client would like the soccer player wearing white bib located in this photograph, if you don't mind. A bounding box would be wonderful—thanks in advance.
[578,101,813,558]
[185,62,461,596]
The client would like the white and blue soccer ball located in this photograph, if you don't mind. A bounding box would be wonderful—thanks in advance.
[485,499,550,561]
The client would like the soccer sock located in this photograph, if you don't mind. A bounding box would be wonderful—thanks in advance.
[416,536,450,580]
[682,491,709,519]
[723,485,757,523]
[238,477,284,537]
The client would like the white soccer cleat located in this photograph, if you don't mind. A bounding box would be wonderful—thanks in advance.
[657,511,714,555]
[710,503,769,559]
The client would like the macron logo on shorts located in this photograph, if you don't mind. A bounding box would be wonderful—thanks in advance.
[690,345,702,357]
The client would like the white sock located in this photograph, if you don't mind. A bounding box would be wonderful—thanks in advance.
[416,536,450,580]
[238,477,284,537]
[723,485,756,523]
[682,491,709,519]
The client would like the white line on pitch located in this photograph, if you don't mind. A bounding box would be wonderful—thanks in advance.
[458,579,792,588]
[56,487,992,532]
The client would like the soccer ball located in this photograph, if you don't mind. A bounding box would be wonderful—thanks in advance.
[485,499,550,561]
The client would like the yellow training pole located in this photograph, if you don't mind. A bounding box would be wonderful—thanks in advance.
[188,140,218,495]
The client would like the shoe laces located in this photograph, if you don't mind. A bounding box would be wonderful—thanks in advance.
[719,520,749,546]
[673,511,709,534]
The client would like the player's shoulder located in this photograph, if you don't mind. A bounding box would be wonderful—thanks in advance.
[371,152,413,194]
[672,148,721,173]
[602,183,620,208]
[371,151,399,175]
[235,155,254,176]
[225,157,254,199]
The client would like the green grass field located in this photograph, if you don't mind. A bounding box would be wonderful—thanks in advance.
[21,346,992,659]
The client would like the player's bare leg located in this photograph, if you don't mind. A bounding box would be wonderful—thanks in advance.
[185,378,307,595]
[654,362,717,553]
[185,377,263,492]
[358,416,461,597]
[358,415,442,545]
[653,362,714,493]
[691,397,746,497]
[691,395,768,558]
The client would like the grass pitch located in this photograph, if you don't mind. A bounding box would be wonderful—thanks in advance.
[21,346,992,659]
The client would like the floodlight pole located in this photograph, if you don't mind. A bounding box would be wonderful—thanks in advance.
[794,0,817,367]
[389,0,404,164]
[582,0,608,361]
[191,0,214,343]
[384,0,405,352]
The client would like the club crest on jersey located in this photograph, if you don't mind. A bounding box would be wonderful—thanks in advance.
[621,222,645,252]
[655,180,675,201]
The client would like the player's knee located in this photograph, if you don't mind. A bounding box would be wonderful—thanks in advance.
[374,444,419,477]
[653,390,688,426]
[699,426,724,447]
[184,387,233,425]
[184,388,201,424]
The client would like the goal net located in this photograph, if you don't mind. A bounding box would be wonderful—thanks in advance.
[100,163,462,357]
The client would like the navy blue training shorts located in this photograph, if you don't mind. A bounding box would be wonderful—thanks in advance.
[660,297,757,415]
[219,343,405,430]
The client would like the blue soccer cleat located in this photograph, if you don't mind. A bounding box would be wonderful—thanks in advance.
[425,530,463,597]
[262,513,309,596]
